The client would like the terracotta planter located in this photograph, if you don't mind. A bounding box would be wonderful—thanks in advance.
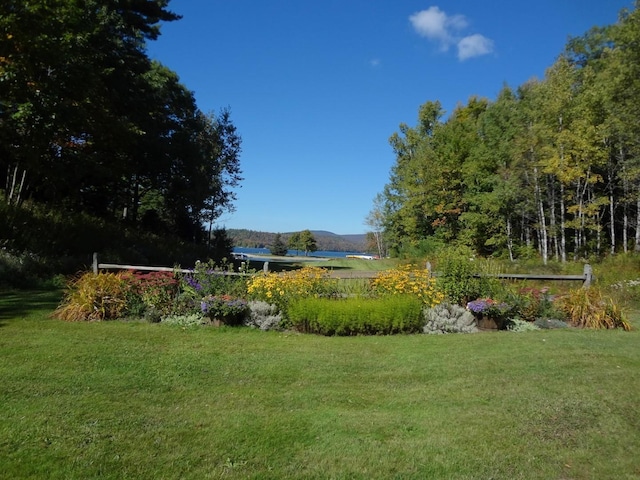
[207,314,243,327]
[476,315,498,330]
[476,315,508,330]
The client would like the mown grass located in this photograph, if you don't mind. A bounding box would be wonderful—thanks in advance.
[1,289,640,479]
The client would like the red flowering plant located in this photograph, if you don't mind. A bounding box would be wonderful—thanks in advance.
[512,286,561,322]
[124,270,179,317]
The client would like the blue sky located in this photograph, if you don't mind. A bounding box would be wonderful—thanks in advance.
[147,1,632,235]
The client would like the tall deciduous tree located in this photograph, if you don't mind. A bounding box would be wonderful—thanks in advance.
[377,2,640,260]
[298,230,318,256]
[365,193,387,258]
[0,0,242,243]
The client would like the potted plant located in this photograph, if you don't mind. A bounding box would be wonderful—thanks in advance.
[466,298,513,330]
[200,295,249,326]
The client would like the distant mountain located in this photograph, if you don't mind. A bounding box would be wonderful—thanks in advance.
[228,229,368,252]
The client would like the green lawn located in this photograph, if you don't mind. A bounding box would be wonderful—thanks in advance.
[1,289,639,479]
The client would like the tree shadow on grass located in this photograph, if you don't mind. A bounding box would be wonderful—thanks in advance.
[0,289,63,325]
[247,260,353,273]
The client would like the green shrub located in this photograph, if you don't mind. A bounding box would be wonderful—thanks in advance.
[609,277,640,307]
[508,318,541,332]
[161,313,206,327]
[506,286,562,322]
[533,318,569,329]
[53,272,131,321]
[286,296,423,336]
[180,259,249,299]
[435,247,490,305]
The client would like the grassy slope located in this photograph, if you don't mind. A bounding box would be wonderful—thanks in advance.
[1,290,639,479]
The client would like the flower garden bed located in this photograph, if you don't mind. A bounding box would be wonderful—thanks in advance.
[53,261,632,334]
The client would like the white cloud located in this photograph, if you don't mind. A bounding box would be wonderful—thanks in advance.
[369,58,381,68]
[409,6,466,50]
[409,6,493,60]
[457,34,494,60]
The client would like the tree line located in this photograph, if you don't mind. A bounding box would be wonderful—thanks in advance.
[375,2,640,263]
[1,0,241,244]
[228,229,366,253]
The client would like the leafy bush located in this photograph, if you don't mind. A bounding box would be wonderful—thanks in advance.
[436,247,489,304]
[1,201,215,274]
[200,295,249,321]
[244,301,283,331]
[423,302,478,334]
[180,259,248,299]
[53,272,131,321]
[507,286,563,322]
[161,313,206,327]
[556,288,631,331]
[286,296,423,336]
[371,264,443,306]
[0,248,43,287]
[609,277,640,305]
[246,267,338,311]
[508,318,541,332]
[533,318,569,329]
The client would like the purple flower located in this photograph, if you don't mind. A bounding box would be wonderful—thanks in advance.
[466,298,510,316]
[467,299,491,313]
[184,275,202,291]
[200,295,249,317]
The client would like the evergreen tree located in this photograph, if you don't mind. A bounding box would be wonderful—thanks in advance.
[270,233,288,256]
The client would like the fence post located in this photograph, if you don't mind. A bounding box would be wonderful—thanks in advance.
[583,263,593,288]
[92,252,98,274]
[263,261,269,273]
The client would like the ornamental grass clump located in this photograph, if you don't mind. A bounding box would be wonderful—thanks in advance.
[287,296,423,336]
[556,287,631,331]
[371,264,443,307]
[53,272,130,321]
[246,266,337,312]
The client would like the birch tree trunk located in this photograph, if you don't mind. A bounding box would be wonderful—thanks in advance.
[609,192,615,255]
[506,218,514,262]
[635,191,640,252]
[533,166,548,264]
[560,183,567,262]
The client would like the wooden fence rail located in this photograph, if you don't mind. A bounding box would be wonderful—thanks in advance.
[93,253,594,287]
[474,263,594,287]
[92,253,256,276]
